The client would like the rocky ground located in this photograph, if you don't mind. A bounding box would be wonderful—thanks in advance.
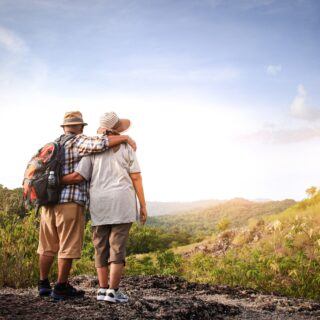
[1,275,320,319]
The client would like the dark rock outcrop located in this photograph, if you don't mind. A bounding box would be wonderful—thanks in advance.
[0,275,319,319]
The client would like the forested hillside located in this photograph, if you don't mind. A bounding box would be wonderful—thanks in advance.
[0,185,24,216]
[129,190,320,300]
[148,198,296,237]
[147,199,223,216]
[3,184,319,301]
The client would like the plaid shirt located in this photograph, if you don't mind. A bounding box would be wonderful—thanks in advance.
[59,133,109,207]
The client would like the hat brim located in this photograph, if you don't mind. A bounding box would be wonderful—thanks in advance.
[61,122,88,127]
[113,119,131,133]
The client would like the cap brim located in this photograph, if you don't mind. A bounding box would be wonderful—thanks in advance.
[61,122,88,127]
[114,119,131,133]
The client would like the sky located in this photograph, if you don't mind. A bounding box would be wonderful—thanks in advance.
[0,0,319,202]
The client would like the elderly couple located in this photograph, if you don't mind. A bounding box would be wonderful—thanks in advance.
[37,111,147,302]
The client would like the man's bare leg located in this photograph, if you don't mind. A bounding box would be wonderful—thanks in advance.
[52,258,84,299]
[57,258,73,283]
[109,263,124,289]
[96,267,109,288]
[39,254,54,280]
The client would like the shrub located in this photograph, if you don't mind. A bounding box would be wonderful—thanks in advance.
[0,211,188,287]
[0,211,41,287]
[126,255,158,276]
[126,223,191,255]
[126,250,183,277]
[183,207,320,300]
[216,217,231,232]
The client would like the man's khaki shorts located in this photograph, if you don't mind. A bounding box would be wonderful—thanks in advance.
[37,203,85,259]
[92,223,132,268]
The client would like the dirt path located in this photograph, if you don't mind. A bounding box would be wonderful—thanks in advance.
[1,275,319,319]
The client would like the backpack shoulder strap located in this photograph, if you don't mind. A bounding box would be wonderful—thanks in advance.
[55,134,76,146]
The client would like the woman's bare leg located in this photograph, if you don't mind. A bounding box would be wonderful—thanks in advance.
[109,263,124,289]
[96,266,108,288]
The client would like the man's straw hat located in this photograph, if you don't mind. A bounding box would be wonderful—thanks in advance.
[61,111,88,127]
[99,112,130,133]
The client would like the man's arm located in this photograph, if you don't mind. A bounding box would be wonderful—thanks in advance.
[109,135,137,151]
[60,172,85,185]
[76,135,136,156]
[130,173,147,225]
[61,155,92,185]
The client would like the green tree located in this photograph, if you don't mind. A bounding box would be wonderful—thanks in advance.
[0,185,25,217]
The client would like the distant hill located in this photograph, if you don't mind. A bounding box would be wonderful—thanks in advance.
[132,193,320,300]
[170,193,320,300]
[148,198,296,236]
[147,199,223,216]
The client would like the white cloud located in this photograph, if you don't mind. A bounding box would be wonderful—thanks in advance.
[240,85,320,144]
[290,84,320,121]
[240,127,320,144]
[266,64,282,76]
[0,26,28,54]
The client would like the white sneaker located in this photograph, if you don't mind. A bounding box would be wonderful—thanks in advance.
[105,288,129,303]
[97,288,107,301]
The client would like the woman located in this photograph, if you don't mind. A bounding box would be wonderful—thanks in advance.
[62,112,147,303]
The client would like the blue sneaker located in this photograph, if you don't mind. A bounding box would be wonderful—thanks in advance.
[38,279,52,297]
[51,283,85,301]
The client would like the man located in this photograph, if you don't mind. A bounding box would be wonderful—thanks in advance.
[61,112,147,303]
[37,111,136,300]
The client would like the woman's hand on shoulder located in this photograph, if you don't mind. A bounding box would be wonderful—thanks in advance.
[140,206,147,225]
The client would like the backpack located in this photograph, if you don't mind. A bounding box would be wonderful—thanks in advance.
[22,134,75,213]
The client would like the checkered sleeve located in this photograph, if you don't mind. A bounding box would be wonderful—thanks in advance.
[75,135,109,156]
